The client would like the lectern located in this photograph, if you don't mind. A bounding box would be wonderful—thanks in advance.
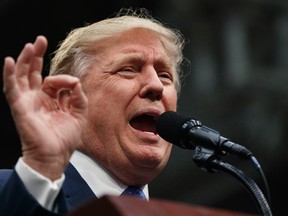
[67,195,258,216]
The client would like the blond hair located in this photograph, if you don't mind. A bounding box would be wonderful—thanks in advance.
[49,8,186,94]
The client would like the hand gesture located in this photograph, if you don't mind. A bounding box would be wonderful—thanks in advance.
[3,36,88,180]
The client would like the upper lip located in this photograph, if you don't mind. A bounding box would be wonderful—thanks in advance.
[129,108,164,134]
[131,108,163,120]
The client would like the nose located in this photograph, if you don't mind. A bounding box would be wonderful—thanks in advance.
[139,68,164,100]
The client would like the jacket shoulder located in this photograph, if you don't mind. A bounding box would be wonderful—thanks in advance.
[0,169,13,187]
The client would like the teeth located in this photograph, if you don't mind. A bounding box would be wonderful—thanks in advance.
[144,131,155,135]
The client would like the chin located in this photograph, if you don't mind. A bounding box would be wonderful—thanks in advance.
[133,150,169,169]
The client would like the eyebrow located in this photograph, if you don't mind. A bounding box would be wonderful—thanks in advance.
[113,50,173,68]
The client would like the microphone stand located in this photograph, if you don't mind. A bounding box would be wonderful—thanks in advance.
[192,146,273,216]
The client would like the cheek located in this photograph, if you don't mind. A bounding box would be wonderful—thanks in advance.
[86,85,120,113]
[164,89,178,110]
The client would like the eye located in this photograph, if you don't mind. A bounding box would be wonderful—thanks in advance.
[117,67,138,78]
[121,67,135,72]
[158,72,173,83]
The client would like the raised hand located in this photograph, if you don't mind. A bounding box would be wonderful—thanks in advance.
[3,36,88,180]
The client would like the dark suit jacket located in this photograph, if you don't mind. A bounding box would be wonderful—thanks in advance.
[0,163,96,216]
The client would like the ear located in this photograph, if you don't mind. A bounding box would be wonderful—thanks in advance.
[58,89,72,112]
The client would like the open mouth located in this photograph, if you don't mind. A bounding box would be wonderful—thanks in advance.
[130,114,158,134]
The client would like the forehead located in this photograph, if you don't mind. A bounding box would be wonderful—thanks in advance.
[95,28,172,61]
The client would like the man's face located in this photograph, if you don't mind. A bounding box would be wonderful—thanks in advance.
[80,28,178,185]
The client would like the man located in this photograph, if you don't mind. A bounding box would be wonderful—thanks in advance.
[0,7,186,215]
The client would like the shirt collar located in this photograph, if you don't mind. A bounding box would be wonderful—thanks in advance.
[70,150,149,199]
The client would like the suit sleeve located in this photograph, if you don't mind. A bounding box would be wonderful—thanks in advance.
[0,170,68,216]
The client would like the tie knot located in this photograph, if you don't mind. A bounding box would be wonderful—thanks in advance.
[121,186,146,200]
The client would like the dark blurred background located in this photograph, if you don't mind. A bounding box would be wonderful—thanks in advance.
[1,0,287,215]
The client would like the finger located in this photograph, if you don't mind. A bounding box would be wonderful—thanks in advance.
[34,36,48,57]
[3,57,18,103]
[69,81,88,114]
[14,42,35,90]
[29,36,48,89]
[42,75,82,99]
[42,75,87,114]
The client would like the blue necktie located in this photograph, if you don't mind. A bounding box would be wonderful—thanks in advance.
[121,186,146,200]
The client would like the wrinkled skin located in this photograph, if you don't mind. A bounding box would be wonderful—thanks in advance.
[2,28,177,186]
[3,36,88,180]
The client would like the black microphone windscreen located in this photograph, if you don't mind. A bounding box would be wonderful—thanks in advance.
[156,111,190,144]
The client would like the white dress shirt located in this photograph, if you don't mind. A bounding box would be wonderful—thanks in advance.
[15,150,149,211]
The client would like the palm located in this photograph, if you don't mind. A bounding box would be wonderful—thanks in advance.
[3,36,88,179]
[14,83,86,158]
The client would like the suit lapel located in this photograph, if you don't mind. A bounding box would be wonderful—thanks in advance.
[63,163,97,211]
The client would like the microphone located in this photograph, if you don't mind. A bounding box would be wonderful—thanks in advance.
[156,111,252,159]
